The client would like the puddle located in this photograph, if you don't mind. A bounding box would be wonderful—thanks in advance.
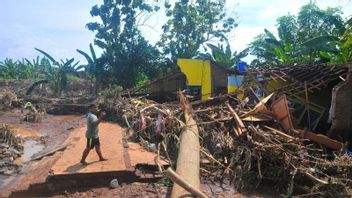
[0,175,13,189]
[7,125,38,138]
[51,115,84,121]
[22,140,45,162]
[0,140,45,189]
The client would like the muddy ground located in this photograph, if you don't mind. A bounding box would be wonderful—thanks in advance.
[0,109,276,198]
[0,109,85,197]
[49,178,274,198]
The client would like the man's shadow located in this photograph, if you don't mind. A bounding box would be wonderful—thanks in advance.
[64,161,100,173]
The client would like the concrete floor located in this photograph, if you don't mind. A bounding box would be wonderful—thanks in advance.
[51,122,166,176]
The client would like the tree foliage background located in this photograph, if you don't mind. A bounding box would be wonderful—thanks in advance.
[157,0,237,63]
[1,1,352,94]
[86,0,161,89]
[250,3,351,66]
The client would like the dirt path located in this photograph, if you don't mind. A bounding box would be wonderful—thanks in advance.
[0,110,85,197]
[0,110,274,198]
[1,110,168,197]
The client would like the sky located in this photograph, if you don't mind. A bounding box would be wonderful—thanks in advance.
[0,0,351,64]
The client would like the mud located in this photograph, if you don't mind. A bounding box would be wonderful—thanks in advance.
[0,109,275,197]
[0,109,85,197]
[52,183,170,198]
[49,179,272,198]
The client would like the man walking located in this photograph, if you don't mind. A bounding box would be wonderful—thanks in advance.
[80,104,107,165]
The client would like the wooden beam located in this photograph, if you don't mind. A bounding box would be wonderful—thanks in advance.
[296,129,345,150]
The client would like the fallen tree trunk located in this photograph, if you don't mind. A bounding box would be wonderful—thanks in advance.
[166,168,208,198]
[171,93,201,198]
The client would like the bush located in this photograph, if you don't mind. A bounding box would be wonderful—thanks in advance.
[67,74,81,82]
[101,85,123,99]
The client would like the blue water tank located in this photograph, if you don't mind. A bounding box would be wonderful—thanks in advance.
[237,61,247,72]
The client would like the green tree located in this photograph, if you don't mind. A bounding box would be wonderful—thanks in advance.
[24,56,42,79]
[297,4,344,42]
[86,0,160,89]
[158,0,237,63]
[277,15,298,45]
[250,3,346,65]
[35,48,82,96]
[320,16,352,64]
[0,57,49,80]
[250,29,296,65]
[0,58,19,79]
[77,43,108,94]
[196,42,248,68]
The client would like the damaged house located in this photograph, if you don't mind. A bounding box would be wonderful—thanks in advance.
[246,64,351,142]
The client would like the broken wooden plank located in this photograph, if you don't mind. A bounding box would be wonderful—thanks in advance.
[248,87,260,103]
[31,144,69,161]
[226,102,245,136]
[242,115,272,122]
[271,95,294,133]
[253,92,275,113]
[296,129,345,150]
[263,126,297,142]
[226,103,245,128]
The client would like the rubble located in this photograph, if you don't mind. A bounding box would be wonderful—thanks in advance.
[0,125,24,175]
[0,86,18,110]
[98,91,352,197]
[23,102,45,122]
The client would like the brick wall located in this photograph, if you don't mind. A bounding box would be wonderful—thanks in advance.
[330,73,352,139]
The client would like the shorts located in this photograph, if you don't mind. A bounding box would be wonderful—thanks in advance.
[87,137,100,149]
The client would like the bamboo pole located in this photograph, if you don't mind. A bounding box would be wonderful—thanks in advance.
[171,92,201,198]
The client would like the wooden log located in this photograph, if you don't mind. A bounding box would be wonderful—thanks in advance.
[31,144,68,161]
[171,93,201,198]
[166,168,209,198]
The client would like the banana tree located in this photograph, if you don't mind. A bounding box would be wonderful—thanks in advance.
[250,29,296,65]
[0,58,19,79]
[196,42,249,68]
[24,56,44,79]
[35,48,82,96]
[250,4,347,65]
[76,43,102,94]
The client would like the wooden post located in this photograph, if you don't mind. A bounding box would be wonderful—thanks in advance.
[304,81,311,130]
[171,93,201,198]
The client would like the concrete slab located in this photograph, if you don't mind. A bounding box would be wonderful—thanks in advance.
[51,123,166,176]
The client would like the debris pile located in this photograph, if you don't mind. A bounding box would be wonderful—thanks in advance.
[23,102,45,122]
[99,92,352,197]
[0,87,18,109]
[0,125,24,175]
